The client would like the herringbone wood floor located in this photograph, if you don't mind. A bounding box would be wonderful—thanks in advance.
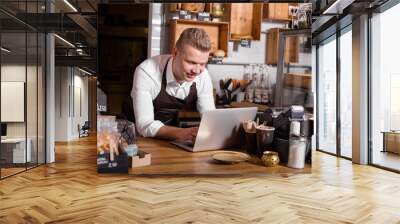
[1,135,400,223]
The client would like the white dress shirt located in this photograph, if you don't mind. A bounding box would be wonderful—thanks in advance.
[131,54,215,137]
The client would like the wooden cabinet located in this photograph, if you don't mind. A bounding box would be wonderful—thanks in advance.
[223,3,263,40]
[266,28,298,65]
[168,3,207,13]
[382,131,400,154]
[263,3,290,21]
[284,73,312,90]
[169,19,229,57]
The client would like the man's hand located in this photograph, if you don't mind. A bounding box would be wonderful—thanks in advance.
[155,126,199,142]
[175,127,198,142]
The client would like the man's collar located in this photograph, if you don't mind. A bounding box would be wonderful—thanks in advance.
[166,57,194,87]
[166,58,176,85]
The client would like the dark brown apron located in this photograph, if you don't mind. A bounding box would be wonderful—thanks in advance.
[152,58,198,126]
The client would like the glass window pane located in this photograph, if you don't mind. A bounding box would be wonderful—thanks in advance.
[1,1,46,179]
[339,29,352,158]
[282,36,313,112]
[38,32,45,165]
[371,3,400,171]
[27,30,38,169]
[317,37,337,154]
[1,31,27,177]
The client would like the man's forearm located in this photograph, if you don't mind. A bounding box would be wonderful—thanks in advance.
[155,125,181,140]
[155,125,198,142]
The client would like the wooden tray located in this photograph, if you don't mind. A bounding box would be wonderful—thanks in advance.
[223,3,263,41]
[129,150,151,168]
[169,19,229,57]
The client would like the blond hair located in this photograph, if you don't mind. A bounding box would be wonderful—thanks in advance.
[176,28,211,52]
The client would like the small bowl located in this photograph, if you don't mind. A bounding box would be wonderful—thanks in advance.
[261,151,280,167]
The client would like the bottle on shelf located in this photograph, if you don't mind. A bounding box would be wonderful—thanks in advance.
[254,64,263,104]
[245,64,256,103]
[261,65,270,105]
[243,64,252,102]
[267,65,274,105]
[243,64,251,83]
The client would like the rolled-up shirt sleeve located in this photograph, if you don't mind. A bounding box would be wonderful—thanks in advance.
[197,70,216,114]
[131,67,164,137]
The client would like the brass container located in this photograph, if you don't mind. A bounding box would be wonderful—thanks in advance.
[211,3,224,18]
[168,3,181,12]
[261,151,280,167]
[181,3,205,13]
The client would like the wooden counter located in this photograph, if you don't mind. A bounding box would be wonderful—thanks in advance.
[130,138,311,176]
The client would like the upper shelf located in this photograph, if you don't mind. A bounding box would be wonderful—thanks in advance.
[169,19,229,57]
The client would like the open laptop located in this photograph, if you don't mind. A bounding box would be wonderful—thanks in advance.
[171,107,257,152]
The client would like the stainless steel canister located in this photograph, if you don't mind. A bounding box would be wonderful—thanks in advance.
[287,136,307,169]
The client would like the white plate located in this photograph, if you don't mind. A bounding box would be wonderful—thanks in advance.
[212,151,250,164]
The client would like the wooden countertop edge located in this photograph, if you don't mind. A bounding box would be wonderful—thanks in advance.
[127,171,311,178]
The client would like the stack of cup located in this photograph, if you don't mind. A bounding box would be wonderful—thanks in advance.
[242,120,257,155]
[256,125,275,157]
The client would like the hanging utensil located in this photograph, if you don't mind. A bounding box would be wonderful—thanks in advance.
[224,78,232,90]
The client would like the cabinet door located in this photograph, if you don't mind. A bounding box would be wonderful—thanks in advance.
[266,28,298,65]
[266,28,279,64]
[274,4,289,20]
[225,3,263,40]
[286,36,299,63]
[229,3,254,37]
[263,3,289,21]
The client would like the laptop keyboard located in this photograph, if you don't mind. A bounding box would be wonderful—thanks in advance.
[181,140,194,147]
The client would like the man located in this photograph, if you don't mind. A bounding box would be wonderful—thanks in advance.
[131,28,215,142]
